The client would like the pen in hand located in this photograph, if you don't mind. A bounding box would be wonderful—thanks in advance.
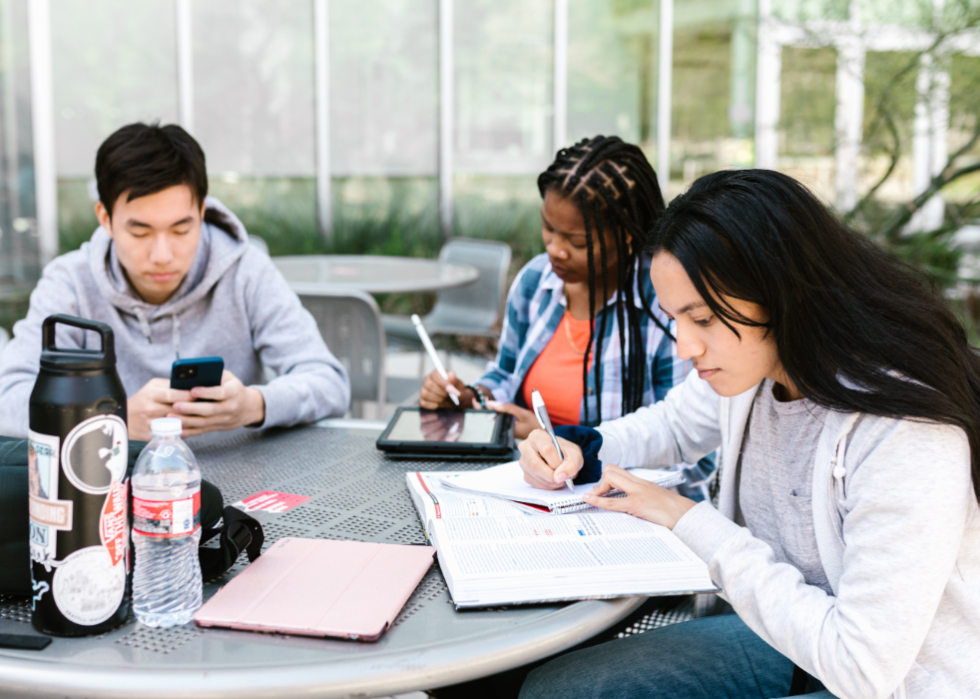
[530,389,575,493]
[412,314,459,406]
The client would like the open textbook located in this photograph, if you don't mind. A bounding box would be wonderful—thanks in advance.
[406,471,540,536]
[439,461,686,514]
[406,470,718,608]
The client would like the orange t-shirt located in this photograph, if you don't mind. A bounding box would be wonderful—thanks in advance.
[521,312,593,426]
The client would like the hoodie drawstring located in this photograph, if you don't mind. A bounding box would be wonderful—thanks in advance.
[132,307,182,360]
[134,307,152,343]
[172,314,181,360]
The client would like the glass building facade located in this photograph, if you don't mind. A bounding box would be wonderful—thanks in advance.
[1,0,978,301]
[0,0,38,297]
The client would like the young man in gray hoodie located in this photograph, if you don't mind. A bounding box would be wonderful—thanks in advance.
[0,123,350,441]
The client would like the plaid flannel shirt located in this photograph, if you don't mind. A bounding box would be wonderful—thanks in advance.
[480,252,685,418]
[479,253,716,497]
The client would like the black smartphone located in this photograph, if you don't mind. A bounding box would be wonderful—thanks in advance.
[170,356,224,393]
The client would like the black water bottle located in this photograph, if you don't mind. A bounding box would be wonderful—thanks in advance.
[28,314,130,636]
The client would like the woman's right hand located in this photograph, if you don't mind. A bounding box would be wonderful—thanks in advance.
[419,370,466,409]
[518,429,585,490]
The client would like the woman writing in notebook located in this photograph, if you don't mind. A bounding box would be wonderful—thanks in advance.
[421,136,713,495]
[517,169,980,699]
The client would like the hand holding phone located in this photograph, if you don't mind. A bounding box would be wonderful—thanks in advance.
[168,369,266,437]
[129,358,262,441]
[171,357,224,394]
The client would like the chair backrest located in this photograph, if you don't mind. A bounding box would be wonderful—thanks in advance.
[297,291,386,415]
[432,238,512,331]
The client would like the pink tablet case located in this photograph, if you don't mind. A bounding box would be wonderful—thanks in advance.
[193,537,436,642]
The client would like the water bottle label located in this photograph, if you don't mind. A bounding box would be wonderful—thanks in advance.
[51,545,127,626]
[62,415,128,495]
[132,492,201,537]
[27,430,72,570]
[100,479,129,568]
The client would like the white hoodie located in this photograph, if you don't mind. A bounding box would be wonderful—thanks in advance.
[597,370,980,699]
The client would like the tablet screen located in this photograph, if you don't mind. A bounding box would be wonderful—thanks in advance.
[385,410,498,444]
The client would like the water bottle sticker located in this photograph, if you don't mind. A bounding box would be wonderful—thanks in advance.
[29,521,49,548]
[27,431,59,501]
[61,415,128,496]
[132,492,201,537]
[27,497,72,529]
[52,545,126,626]
[32,579,50,610]
[27,430,69,569]
[99,480,129,568]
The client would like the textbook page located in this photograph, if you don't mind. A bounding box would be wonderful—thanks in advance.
[430,511,718,607]
[405,471,540,538]
[438,461,685,512]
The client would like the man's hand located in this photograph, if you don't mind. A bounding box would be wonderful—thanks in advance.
[127,378,193,441]
[168,370,266,437]
[517,427,584,490]
[582,464,696,529]
[419,370,466,409]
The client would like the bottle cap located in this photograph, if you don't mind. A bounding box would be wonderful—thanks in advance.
[150,417,183,437]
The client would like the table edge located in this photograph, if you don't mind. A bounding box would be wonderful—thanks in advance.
[0,596,644,699]
[271,255,479,294]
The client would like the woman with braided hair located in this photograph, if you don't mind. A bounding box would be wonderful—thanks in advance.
[421,135,714,497]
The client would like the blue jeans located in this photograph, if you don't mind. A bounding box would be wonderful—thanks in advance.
[520,614,838,699]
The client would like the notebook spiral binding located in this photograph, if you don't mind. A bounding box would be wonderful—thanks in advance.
[551,500,593,514]
[551,491,628,514]
[550,471,687,513]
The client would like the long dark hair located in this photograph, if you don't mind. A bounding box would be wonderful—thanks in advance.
[646,168,980,502]
[538,135,669,424]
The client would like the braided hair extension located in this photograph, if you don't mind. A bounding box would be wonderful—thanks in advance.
[593,199,611,423]
[580,191,599,422]
[537,135,668,423]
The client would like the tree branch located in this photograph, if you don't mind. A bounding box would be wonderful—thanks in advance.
[846,106,903,223]
[877,141,980,241]
[843,16,980,225]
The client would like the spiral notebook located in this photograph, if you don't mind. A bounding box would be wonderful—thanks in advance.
[438,461,685,514]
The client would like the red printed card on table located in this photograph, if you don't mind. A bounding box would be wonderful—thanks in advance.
[233,491,311,514]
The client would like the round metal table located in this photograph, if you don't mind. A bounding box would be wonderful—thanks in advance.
[0,422,643,699]
[272,255,479,294]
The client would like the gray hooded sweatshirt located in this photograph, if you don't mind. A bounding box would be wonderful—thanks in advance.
[0,198,350,438]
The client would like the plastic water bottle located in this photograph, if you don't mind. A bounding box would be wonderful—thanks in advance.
[131,418,202,627]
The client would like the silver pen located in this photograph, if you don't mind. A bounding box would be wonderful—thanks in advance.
[530,389,575,493]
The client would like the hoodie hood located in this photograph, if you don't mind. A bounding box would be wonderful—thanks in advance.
[87,196,248,356]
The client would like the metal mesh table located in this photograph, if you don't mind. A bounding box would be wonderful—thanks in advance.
[0,423,643,699]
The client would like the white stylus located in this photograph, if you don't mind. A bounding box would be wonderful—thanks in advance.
[412,314,459,406]
[531,389,575,493]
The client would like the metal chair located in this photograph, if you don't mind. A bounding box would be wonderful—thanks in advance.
[383,238,512,370]
[298,291,387,418]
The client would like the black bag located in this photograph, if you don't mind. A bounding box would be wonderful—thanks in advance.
[0,436,263,596]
